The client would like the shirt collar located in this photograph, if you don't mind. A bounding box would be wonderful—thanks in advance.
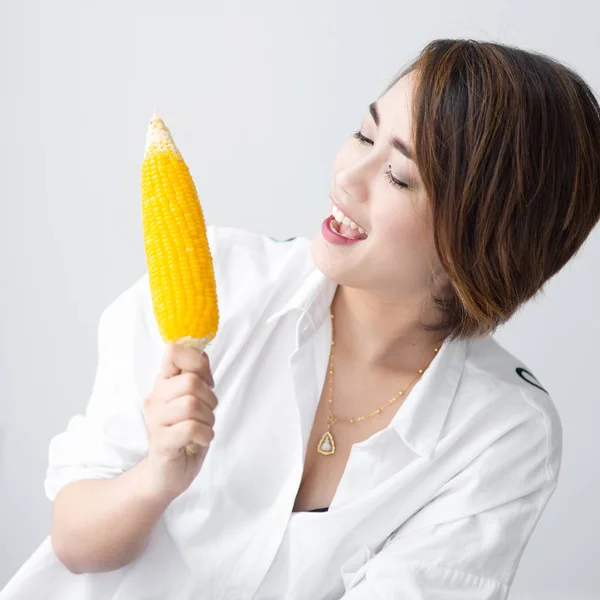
[265,266,336,330]
[266,265,470,460]
[391,332,469,459]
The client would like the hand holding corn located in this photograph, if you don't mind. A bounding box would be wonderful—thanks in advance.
[142,342,218,500]
[141,112,219,464]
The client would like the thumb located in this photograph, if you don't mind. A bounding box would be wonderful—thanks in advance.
[157,342,183,380]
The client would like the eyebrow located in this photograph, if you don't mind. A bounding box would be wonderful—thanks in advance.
[369,101,414,161]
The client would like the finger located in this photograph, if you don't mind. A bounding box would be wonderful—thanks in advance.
[157,343,182,380]
[158,372,219,410]
[158,343,214,386]
[171,343,209,374]
[159,419,215,454]
[191,352,214,389]
[158,394,216,428]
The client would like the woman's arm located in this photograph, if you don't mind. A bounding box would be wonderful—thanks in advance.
[50,456,175,574]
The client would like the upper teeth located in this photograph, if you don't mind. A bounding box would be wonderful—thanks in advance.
[331,205,365,234]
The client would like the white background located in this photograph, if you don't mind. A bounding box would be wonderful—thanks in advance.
[1,1,599,598]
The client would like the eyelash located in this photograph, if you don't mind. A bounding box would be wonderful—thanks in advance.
[351,130,408,189]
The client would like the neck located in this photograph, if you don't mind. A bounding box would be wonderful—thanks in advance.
[331,284,447,374]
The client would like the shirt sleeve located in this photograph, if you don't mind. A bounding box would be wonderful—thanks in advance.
[43,276,150,502]
[338,393,562,600]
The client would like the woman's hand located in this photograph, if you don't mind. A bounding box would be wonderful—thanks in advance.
[142,342,218,502]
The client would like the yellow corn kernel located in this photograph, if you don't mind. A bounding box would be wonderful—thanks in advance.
[141,112,219,457]
[141,111,219,355]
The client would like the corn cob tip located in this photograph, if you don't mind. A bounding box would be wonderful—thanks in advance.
[145,111,182,158]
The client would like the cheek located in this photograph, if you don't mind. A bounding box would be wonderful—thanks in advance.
[374,209,435,281]
[376,203,426,248]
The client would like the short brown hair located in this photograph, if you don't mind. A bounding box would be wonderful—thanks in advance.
[382,39,600,341]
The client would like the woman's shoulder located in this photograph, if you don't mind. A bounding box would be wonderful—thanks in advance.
[454,335,563,480]
[204,223,315,306]
[202,224,317,327]
[463,336,561,419]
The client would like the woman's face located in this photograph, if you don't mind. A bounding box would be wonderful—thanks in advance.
[311,72,444,304]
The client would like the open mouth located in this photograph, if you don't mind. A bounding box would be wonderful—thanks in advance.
[330,205,368,240]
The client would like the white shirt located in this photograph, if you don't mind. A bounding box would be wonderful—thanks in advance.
[1,224,562,600]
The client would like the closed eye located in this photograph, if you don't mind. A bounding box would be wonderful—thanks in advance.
[352,130,408,190]
[352,130,374,146]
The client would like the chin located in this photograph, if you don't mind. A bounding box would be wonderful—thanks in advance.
[309,236,363,289]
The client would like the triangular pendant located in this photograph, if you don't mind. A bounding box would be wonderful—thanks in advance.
[317,431,335,455]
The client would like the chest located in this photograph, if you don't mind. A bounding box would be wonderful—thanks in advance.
[291,367,418,512]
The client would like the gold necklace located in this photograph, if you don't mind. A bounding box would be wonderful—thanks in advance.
[317,309,441,456]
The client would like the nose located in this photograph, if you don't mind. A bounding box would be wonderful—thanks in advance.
[334,151,380,204]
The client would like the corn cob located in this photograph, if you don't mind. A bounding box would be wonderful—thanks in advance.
[141,111,219,456]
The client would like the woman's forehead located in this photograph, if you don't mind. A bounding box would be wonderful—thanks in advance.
[376,74,416,143]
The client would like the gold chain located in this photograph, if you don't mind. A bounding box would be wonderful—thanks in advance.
[316,308,441,455]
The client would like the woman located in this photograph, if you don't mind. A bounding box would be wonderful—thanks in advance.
[3,38,599,600]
